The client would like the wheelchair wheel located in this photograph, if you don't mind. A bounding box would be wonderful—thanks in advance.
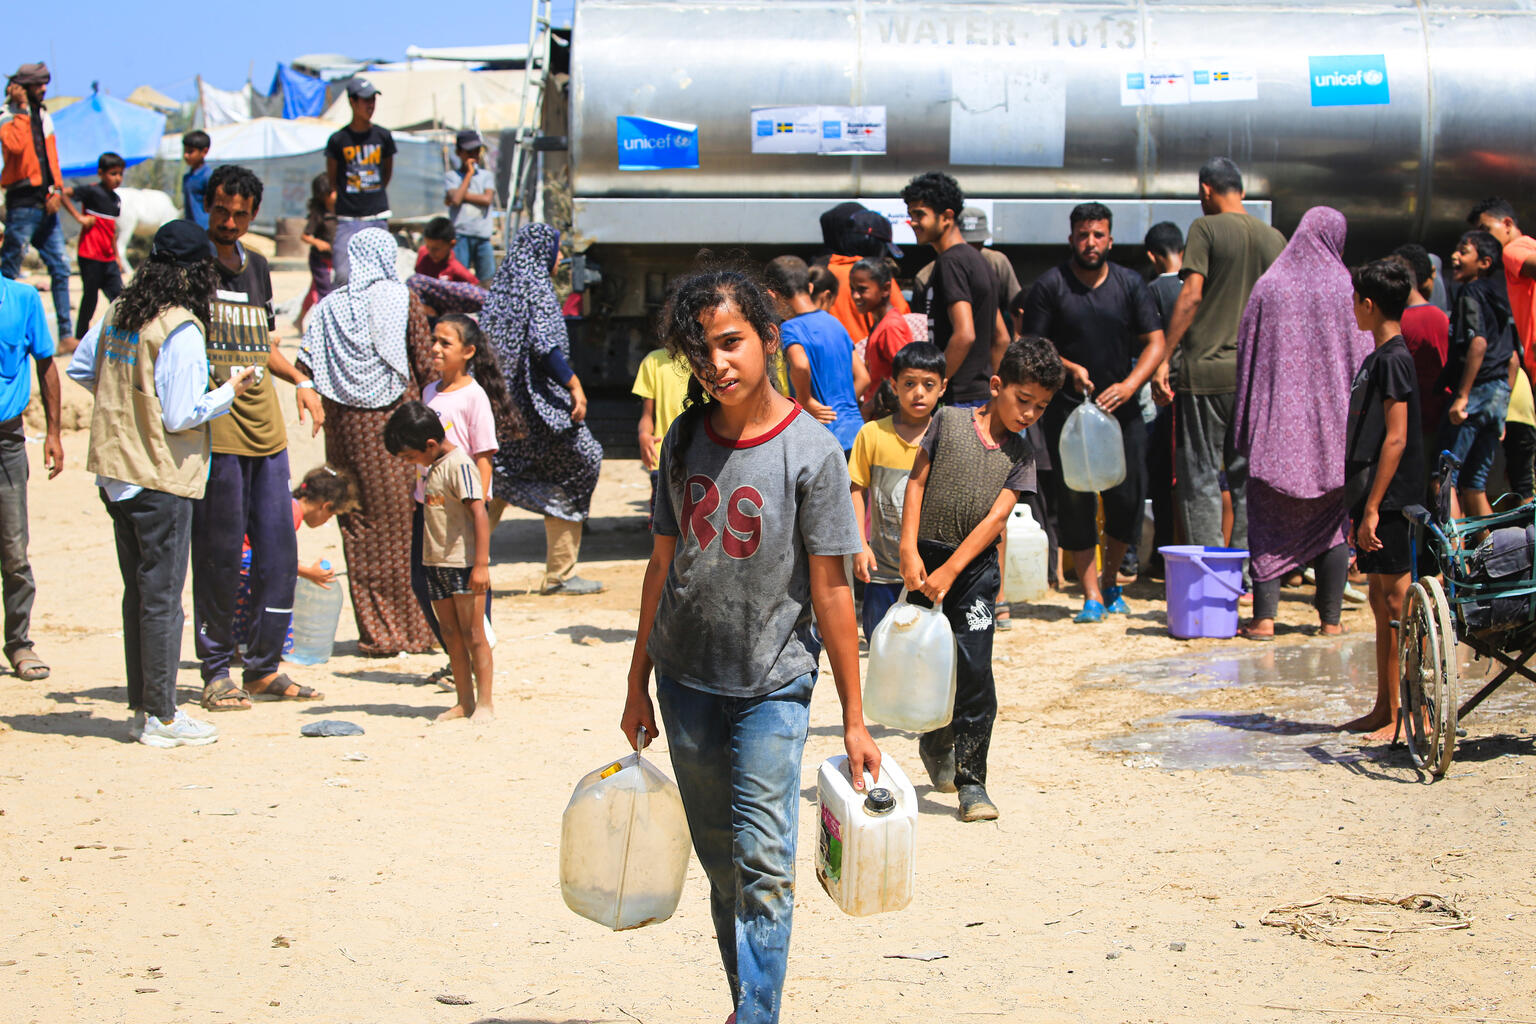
[1399,578,1459,777]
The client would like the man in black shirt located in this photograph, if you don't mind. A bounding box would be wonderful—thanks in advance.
[1021,202,1166,623]
[325,78,395,287]
[901,172,1010,406]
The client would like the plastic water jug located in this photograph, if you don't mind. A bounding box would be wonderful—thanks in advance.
[560,732,691,931]
[864,597,956,732]
[287,561,344,666]
[1004,504,1049,601]
[1059,401,1126,493]
[815,755,918,916]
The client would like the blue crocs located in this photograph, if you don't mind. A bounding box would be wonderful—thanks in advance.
[1074,599,1106,623]
[1103,585,1131,615]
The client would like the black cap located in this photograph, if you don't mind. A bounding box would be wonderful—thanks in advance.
[455,129,483,151]
[851,210,903,259]
[862,788,896,815]
[346,78,380,99]
[150,220,212,267]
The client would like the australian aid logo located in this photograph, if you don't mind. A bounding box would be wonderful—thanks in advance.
[1308,54,1390,107]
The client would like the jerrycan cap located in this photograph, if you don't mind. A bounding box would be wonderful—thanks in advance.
[889,604,921,631]
[863,788,896,816]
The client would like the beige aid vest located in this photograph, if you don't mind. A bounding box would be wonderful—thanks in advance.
[85,302,212,499]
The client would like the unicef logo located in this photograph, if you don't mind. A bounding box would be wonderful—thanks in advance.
[1363,69,1384,86]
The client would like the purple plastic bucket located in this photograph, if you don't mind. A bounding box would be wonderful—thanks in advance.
[1159,545,1248,639]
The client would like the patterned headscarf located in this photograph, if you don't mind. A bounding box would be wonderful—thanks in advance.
[481,223,574,433]
[300,228,411,409]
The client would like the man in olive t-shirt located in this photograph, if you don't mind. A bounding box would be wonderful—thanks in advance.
[1154,158,1285,579]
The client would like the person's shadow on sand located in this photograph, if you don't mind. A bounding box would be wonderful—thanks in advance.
[3,710,133,742]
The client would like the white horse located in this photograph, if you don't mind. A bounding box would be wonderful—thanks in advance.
[113,187,181,273]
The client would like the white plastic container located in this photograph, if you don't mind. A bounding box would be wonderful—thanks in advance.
[864,598,956,732]
[815,755,918,916]
[1059,401,1127,493]
[1004,504,1049,601]
[287,561,344,666]
[560,736,691,931]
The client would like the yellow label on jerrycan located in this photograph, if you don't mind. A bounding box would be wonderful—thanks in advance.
[815,755,918,916]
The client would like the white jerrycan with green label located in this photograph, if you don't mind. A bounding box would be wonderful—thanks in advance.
[815,754,918,916]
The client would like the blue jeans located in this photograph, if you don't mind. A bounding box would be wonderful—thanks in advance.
[454,234,495,283]
[860,580,902,641]
[657,670,815,1024]
[1445,379,1512,492]
[1,204,71,339]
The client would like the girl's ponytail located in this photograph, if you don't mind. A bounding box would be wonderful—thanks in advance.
[438,313,527,445]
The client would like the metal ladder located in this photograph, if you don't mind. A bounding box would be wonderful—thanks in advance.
[503,0,558,243]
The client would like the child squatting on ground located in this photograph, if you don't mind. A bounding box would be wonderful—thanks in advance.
[900,334,1064,822]
[385,401,494,723]
[621,268,881,1024]
[1342,258,1426,741]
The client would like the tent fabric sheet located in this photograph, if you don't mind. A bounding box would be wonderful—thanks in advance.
[319,68,526,130]
[272,65,328,120]
[53,92,168,177]
[199,80,254,128]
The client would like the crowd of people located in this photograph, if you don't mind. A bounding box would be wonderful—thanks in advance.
[9,55,1536,1024]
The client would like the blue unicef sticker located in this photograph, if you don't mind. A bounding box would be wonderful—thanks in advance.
[1125,72,1145,90]
[617,116,699,170]
[1193,70,1210,86]
[822,120,841,140]
[1309,55,1389,107]
[755,119,772,138]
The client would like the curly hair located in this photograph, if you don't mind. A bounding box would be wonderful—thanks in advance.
[292,464,360,514]
[658,263,781,490]
[110,257,218,335]
[998,334,1065,392]
[437,313,527,444]
[899,171,964,219]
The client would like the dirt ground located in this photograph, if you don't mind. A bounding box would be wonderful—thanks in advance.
[4,258,1536,1024]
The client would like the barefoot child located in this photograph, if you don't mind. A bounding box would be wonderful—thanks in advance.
[1342,259,1425,740]
[900,335,1062,820]
[850,341,944,639]
[621,268,881,1024]
[385,402,493,722]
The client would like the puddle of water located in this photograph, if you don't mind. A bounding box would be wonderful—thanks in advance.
[1091,636,1536,771]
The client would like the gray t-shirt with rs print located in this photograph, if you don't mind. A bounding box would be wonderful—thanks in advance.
[648,404,863,698]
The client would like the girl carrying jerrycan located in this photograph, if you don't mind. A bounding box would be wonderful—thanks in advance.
[621,266,881,1024]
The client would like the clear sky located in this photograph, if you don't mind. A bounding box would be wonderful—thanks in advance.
[3,0,575,104]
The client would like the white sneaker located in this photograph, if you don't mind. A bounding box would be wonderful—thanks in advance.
[1342,582,1367,604]
[128,710,146,741]
[139,708,219,748]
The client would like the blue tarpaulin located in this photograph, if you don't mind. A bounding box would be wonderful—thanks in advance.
[270,65,327,119]
[51,90,167,177]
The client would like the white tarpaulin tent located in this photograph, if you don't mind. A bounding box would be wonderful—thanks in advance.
[319,68,527,131]
[158,118,458,234]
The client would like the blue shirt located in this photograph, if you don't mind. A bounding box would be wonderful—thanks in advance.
[780,309,862,451]
[67,319,237,501]
[0,277,53,423]
[183,163,211,229]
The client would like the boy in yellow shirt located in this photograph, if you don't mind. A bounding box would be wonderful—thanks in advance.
[632,346,691,520]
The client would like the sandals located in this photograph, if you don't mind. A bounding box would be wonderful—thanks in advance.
[248,673,324,702]
[201,676,252,711]
[9,646,49,681]
[994,601,1012,631]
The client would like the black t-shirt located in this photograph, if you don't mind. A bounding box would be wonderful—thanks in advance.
[1447,277,1516,388]
[1149,272,1182,327]
[1346,337,1425,512]
[1020,261,1163,424]
[926,243,1000,404]
[325,124,397,218]
[73,182,120,218]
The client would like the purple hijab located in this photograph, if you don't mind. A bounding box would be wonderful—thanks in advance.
[1233,206,1375,499]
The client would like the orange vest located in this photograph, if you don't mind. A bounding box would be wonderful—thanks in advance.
[0,104,63,193]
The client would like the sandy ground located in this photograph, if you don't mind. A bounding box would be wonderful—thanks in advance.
[4,258,1536,1024]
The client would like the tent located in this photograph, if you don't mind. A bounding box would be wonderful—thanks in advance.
[269,65,327,120]
[319,68,527,130]
[53,89,168,177]
[156,118,459,234]
[127,85,181,114]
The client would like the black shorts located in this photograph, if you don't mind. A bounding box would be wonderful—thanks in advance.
[425,565,473,602]
[1045,405,1146,551]
[1354,509,1412,576]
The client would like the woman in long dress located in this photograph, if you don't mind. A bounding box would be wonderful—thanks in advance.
[299,228,437,654]
[1233,207,1375,640]
[481,224,605,595]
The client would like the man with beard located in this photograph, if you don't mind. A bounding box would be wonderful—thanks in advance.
[191,164,326,712]
[1020,202,1166,623]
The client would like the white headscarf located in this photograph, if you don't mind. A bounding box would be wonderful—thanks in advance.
[300,228,411,408]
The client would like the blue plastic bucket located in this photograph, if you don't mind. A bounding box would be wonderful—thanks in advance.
[1159,546,1249,639]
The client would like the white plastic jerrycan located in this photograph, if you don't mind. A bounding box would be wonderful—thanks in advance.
[816,754,918,916]
[864,597,956,733]
[1004,504,1049,602]
[1059,401,1126,493]
[560,729,691,931]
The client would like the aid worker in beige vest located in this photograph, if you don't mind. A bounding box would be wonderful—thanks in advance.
[67,221,255,749]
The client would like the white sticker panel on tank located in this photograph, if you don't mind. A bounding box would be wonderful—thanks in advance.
[948,65,1065,168]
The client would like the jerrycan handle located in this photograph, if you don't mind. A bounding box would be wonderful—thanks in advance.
[634,724,648,758]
